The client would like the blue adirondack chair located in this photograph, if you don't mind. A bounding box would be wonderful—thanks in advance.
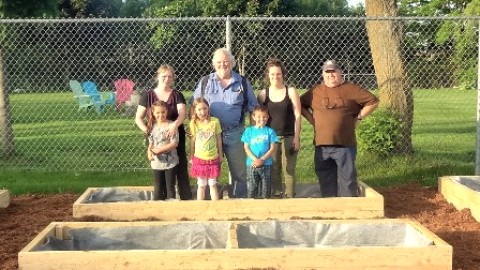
[69,80,104,114]
[81,80,116,113]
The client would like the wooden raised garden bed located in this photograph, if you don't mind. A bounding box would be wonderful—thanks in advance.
[0,189,10,208]
[439,175,480,222]
[72,181,384,221]
[19,219,452,270]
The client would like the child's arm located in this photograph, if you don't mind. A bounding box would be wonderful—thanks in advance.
[167,103,187,137]
[188,122,196,161]
[190,135,196,161]
[261,143,277,161]
[147,144,154,161]
[151,130,179,154]
[147,134,154,161]
[151,140,178,155]
[216,133,223,162]
[289,86,302,151]
[254,139,277,167]
[244,143,261,167]
[257,129,278,165]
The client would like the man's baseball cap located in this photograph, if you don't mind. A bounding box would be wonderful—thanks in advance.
[322,60,341,72]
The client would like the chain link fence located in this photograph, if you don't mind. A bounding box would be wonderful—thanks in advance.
[0,17,477,179]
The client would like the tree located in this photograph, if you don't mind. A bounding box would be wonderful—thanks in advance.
[285,0,350,16]
[120,0,149,17]
[144,0,289,86]
[59,0,123,18]
[398,0,470,16]
[398,1,475,89]
[2,0,59,18]
[145,0,288,17]
[365,0,414,154]
[435,0,478,89]
[144,0,355,84]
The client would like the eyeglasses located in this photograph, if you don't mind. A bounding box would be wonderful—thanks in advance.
[159,75,173,79]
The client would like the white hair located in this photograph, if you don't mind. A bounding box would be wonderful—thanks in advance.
[212,48,236,68]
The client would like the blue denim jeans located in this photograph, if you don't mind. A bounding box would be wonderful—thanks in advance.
[222,125,247,198]
[314,146,358,197]
[246,165,272,198]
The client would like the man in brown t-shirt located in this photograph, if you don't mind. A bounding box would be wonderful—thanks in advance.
[300,60,379,197]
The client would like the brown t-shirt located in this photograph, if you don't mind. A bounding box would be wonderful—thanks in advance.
[300,82,378,146]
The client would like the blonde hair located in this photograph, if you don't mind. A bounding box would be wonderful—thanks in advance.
[190,97,211,125]
[156,64,175,78]
[212,48,236,68]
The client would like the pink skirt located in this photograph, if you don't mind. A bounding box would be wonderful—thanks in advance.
[190,156,221,179]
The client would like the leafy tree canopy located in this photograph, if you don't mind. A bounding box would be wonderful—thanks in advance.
[59,0,123,18]
[0,0,59,18]
[0,0,357,18]
[145,0,352,17]
[399,0,471,16]
[284,0,350,16]
[145,0,288,17]
[120,0,149,17]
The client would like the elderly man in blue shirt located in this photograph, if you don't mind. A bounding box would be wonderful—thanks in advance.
[191,48,258,198]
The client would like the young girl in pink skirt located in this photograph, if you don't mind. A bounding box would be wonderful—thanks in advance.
[189,97,223,200]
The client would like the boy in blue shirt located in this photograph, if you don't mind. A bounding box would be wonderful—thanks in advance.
[241,105,278,198]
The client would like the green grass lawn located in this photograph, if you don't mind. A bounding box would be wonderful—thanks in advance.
[0,88,476,194]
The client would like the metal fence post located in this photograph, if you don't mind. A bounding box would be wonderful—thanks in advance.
[226,16,231,52]
[476,19,480,175]
[225,16,233,186]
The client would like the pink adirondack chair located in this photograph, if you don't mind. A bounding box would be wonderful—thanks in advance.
[113,79,135,110]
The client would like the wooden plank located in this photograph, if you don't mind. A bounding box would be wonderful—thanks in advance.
[19,223,58,253]
[226,223,238,249]
[439,176,480,222]
[19,247,452,270]
[74,197,383,220]
[73,181,384,221]
[359,181,383,198]
[404,219,451,246]
[18,219,452,270]
[0,189,10,208]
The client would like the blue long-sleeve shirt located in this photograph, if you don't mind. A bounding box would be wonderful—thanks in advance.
[192,71,258,127]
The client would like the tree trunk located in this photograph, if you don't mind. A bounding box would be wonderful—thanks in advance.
[365,0,413,154]
[0,46,15,157]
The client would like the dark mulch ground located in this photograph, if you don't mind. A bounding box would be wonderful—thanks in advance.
[1,182,479,269]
